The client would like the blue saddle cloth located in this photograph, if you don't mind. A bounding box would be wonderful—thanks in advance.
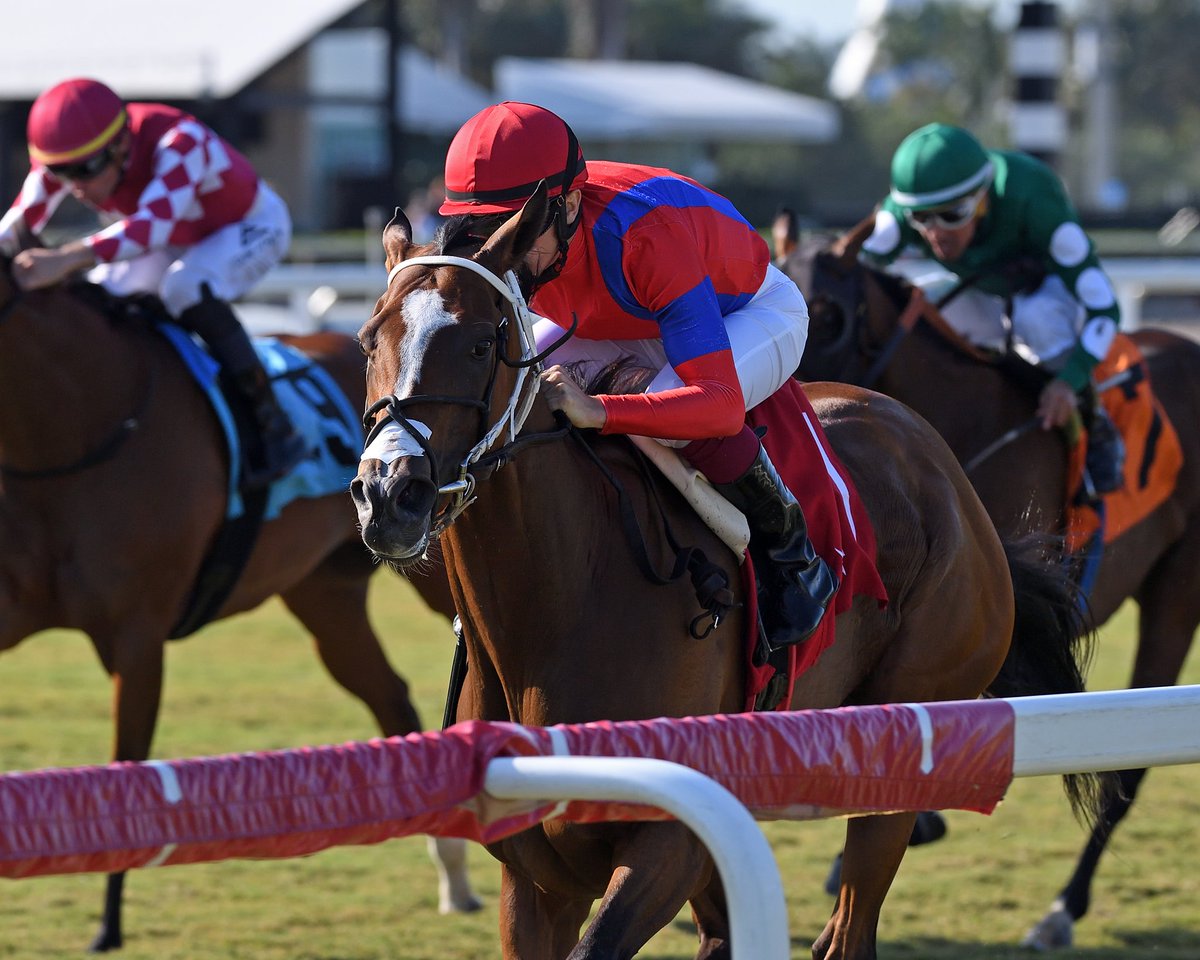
[157,324,361,519]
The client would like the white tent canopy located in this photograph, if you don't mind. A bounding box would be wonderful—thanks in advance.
[495,58,839,143]
[0,0,364,99]
[309,31,494,135]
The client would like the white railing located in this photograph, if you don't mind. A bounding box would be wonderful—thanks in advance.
[239,258,1200,336]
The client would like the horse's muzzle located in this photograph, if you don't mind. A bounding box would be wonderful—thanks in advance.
[351,461,437,561]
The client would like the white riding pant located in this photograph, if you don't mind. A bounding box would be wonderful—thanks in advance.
[914,271,1085,370]
[87,182,291,317]
[533,264,809,447]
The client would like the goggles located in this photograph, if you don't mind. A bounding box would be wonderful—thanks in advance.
[905,188,985,231]
[47,148,114,183]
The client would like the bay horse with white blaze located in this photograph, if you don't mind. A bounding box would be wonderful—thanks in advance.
[351,184,1105,960]
[783,220,1200,949]
[0,255,478,952]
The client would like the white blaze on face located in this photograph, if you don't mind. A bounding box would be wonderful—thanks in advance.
[360,285,456,469]
[395,287,458,397]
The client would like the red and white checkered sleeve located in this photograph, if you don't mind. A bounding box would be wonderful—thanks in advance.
[83,123,206,264]
[0,168,69,254]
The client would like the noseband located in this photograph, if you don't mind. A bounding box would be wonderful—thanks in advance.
[363,254,572,534]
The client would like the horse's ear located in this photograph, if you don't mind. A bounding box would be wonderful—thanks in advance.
[829,213,876,271]
[382,208,414,270]
[478,180,551,273]
[771,207,799,263]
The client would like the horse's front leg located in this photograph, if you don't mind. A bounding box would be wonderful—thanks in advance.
[89,628,165,952]
[570,822,714,960]
[812,811,916,960]
[499,864,592,960]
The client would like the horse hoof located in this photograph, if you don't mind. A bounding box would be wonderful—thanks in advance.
[87,929,122,953]
[1020,907,1073,950]
[822,852,843,896]
[909,810,948,846]
[440,893,484,915]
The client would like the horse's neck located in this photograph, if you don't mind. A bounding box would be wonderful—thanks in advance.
[0,289,146,465]
[440,410,729,725]
[883,330,1066,533]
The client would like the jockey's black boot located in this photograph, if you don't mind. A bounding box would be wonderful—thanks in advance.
[715,445,839,650]
[177,291,306,489]
[1080,385,1126,495]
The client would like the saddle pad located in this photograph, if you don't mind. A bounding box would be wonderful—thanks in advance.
[1065,334,1183,554]
[157,325,363,520]
[742,379,889,710]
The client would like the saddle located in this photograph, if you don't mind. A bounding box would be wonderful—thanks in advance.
[70,282,363,637]
[1064,334,1183,555]
[634,382,888,712]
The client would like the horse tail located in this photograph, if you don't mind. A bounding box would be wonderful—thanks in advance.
[987,533,1116,828]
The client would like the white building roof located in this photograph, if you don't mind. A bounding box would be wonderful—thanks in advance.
[495,58,840,143]
[0,0,363,99]
[309,31,494,135]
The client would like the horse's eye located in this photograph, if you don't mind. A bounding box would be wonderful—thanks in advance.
[471,338,494,361]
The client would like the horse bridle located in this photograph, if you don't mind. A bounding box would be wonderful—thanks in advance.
[362,254,573,534]
[365,253,735,641]
[0,265,154,479]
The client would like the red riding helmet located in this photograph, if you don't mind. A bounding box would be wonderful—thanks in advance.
[27,78,127,168]
[440,101,587,216]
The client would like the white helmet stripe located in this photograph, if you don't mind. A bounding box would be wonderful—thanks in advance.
[890,161,995,208]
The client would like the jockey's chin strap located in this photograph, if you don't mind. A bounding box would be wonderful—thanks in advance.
[374,254,574,533]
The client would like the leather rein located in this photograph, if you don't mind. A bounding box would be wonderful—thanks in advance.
[365,255,734,635]
[0,275,155,480]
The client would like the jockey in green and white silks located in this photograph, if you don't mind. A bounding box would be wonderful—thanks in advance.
[860,122,1125,495]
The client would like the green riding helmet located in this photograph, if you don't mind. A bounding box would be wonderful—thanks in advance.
[889,123,994,210]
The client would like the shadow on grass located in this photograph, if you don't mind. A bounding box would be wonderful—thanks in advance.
[658,920,1200,960]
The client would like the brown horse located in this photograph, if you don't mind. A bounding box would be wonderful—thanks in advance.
[784,226,1200,949]
[350,184,1104,960]
[0,258,479,952]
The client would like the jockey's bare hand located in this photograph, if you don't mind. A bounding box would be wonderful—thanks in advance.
[1037,377,1078,429]
[539,365,607,430]
[12,244,96,291]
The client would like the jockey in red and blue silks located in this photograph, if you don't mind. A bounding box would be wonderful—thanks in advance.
[0,77,303,487]
[439,101,836,651]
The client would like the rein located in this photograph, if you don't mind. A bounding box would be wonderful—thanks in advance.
[565,421,735,638]
[369,254,734,632]
[366,254,573,534]
[0,281,156,480]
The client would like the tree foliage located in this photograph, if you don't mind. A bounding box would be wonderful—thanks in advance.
[395,0,1200,221]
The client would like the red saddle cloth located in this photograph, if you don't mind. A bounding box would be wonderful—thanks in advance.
[741,379,889,711]
[1065,334,1183,553]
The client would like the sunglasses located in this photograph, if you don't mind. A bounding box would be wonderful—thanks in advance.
[905,190,984,231]
[47,148,113,183]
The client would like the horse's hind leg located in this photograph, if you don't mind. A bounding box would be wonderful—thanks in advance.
[813,812,917,960]
[1026,542,1200,949]
[280,546,481,913]
[281,543,422,734]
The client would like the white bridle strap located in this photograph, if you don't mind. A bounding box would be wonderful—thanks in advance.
[389,255,516,302]
[381,254,544,513]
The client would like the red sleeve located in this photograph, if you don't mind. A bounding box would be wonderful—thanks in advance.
[599,350,745,440]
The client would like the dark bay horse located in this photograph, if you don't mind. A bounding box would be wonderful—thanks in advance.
[350,185,1103,960]
[783,226,1200,949]
[0,259,479,951]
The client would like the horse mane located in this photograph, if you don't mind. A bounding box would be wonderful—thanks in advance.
[437,213,508,256]
[575,357,657,396]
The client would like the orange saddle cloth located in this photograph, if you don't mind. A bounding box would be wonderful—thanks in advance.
[1065,334,1183,553]
[740,379,889,711]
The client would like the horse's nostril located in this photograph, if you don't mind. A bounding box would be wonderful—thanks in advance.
[349,477,366,503]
